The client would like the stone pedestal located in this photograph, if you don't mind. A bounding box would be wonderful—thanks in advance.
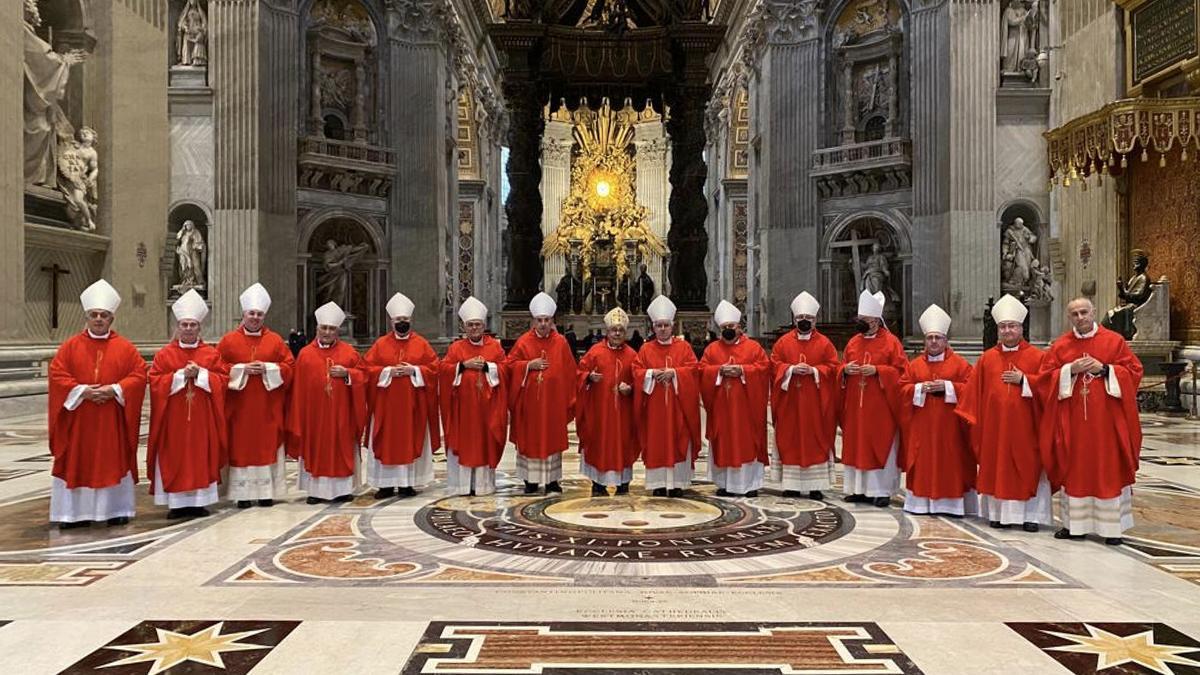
[169,65,207,88]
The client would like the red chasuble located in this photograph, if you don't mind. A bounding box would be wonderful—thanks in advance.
[632,338,701,470]
[438,336,508,469]
[48,332,148,489]
[285,340,368,479]
[576,341,639,474]
[956,342,1045,500]
[363,332,441,465]
[217,327,293,468]
[505,330,576,459]
[838,329,907,470]
[147,341,229,494]
[700,337,771,468]
[1036,326,1143,498]
[898,349,974,499]
[770,330,840,468]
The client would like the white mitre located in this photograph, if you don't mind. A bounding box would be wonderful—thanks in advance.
[918,304,952,336]
[529,292,557,318]
[80,279,121,313]
[645,295,677,323]
[991,294,1028,324]
[386,292,415,319]
[458,296,488,323]
[790,291,820,317]
[314,301,346,327]
[172,288,209,322]
[856,290,884,318]
[713,300,741,326]
[239,283,271,313]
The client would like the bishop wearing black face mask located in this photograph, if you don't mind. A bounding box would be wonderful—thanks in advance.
[699,300,771,498]
[362,292,440,501]
[838,290,908,508]
[769,291,839,500]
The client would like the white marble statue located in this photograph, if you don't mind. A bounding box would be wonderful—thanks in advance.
[176,0,208,67]
[23,0,88,187]
[1001,217,1037,292]
[57,127,99,232]
[1000,0,1039,74]
[175,220,207,290]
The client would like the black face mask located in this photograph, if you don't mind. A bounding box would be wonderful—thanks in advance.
[721,327,737,341]
[854,319,871,334]
[394,321,410,335]
[796,319,813,333]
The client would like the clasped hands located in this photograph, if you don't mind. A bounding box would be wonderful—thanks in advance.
[1000,366,1024,385]
[843,361,877,377]
[790,363,813,376]
[719,364,744,378]
[1069,356,1105,376]
[390,362,416,377]
[526,358,550,372]
[84,384,116,404]
[652,368,677,384]
[462,356,488,371]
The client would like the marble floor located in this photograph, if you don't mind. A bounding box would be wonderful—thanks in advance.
[1,394,1199,674]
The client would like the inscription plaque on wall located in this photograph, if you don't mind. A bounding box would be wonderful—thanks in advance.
[1130,0,1199,86]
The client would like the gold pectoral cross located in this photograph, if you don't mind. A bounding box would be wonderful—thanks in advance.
[185,381,195,422]
[324,358,334,397]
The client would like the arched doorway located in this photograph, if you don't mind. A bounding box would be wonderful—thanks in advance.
[820,215,911,335]
[301,216,382,341]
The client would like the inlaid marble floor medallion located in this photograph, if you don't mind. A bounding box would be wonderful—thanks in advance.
[212,484,1077,588]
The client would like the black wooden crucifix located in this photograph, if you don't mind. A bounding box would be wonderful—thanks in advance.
[41,264,71,329]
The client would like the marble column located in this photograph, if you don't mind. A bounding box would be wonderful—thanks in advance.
[948,0,997,337]
[208,0,299,333]
[909,0,952,335]
[387,3,454,334]
[634,120,669,290]
[540,120,573,296]
[665,84,710,310]
[756,36,822,324]
[503,79,546,309]
[0,1,24,340]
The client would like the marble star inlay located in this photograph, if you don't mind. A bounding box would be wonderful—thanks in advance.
[1041,624,1200,674]
[98,622,270,674]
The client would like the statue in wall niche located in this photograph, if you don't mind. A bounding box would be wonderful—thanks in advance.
[176,0,208,67]
[317,239,370,309]
[1102,249,1153,340]
[23,0,89,188]
[175,220,207,290]
[1000,0,1040,75]
[1001,217,1038,292]
[57,127,99,232]
[862,243,897,301]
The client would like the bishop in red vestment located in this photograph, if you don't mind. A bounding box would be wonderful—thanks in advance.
[48,280,148,528]
[770,291,839,499]
[439,296,508,496]
[148,290,228,518]
[506,292,576,493]
[1039,298,1143,544]
[839,290,907,507]
[363,292,440,499]
[217,283,292,508]
[956,294,1050,531]
[286,302,368,503]
[700,300,770,497]
[898,305,975,517]
[632,295,701,497]
[577,307,638,496]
